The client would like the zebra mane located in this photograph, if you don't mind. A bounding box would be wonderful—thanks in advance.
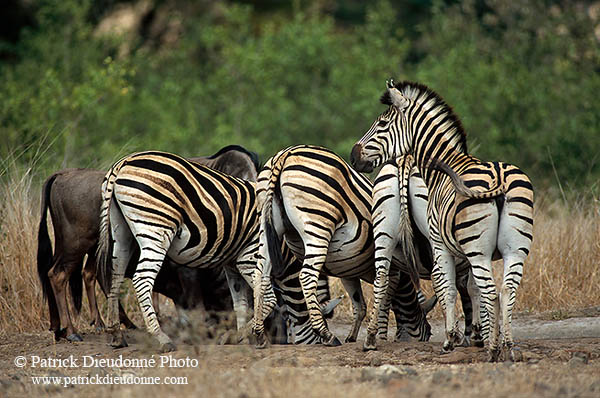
[381,81,468,153]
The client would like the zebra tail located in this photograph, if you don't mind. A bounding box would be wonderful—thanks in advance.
[430,158,504,199]
[96,160,125,294]
[261,157,287,280]
[397,155,420,289]
[37,173,58,303]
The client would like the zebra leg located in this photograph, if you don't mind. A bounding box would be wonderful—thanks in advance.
[431,248,463,353]
[376,277,395,341]
[466,268,485,347]
[389,270,432,342]
[107,204,134,349]
[366,160,403,349]
[364,255,391,350]
[497,196,531,362]
[456,269,473,346]
[131,246,174,353]
[251,247,279,349]
[499,253,525,361]
[340,278,366,343]
[300,263,340,347]
[468,255,500,361]
[224,267,250,332]
[394,288,425,342]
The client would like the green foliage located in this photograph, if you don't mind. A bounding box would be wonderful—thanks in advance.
[0,0,598,195]
[414,0,600,191]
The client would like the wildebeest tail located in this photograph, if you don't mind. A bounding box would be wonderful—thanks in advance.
[37,173,58,302]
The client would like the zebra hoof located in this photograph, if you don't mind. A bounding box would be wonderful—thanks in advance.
[324,335,342,347]
[441,341,454,354]
[67,333,83,342]
[160,342,177,353]
[255,333,269,349]
[363,334,377,351]
[488,348,501,362]
[110,331,128,349]
[507,346,522,362]
[472,337,485,348]
[344,335,357,343]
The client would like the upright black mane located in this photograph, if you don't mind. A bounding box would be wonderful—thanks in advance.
[207,145,261,172]
[380,81,468,153]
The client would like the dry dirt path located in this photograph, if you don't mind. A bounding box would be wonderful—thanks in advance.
[1,310,599,397]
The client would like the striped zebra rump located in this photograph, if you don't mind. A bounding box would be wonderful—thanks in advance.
[370,155,488,348]
[97,151,263,352]
[351,80,533,361]
[252,145,430,348]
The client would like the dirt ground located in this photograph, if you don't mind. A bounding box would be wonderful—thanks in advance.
[1,309,599,398]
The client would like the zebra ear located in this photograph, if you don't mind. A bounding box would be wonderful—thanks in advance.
[388,87,409,111]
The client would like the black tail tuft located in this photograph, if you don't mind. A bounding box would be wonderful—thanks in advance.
[266,214,286,279]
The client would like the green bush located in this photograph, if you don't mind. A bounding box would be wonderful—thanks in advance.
[0,0,598,196]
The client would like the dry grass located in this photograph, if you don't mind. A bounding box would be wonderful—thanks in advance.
[0,166,46,334]
[1,163,599,334]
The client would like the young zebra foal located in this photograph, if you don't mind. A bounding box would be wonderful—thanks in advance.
[351,80,534,361]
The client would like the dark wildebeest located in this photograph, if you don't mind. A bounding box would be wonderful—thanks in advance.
[37,145,275,342]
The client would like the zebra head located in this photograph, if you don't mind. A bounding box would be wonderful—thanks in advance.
[351,79,412,173]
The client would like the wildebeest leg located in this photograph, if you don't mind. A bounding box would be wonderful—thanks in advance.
[340,278,366,343]
[175,267,206,327]
[48,258,83,342]
[46,257,62,335]
[83,251,105,332]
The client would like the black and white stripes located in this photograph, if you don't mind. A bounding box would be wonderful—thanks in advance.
[98,151,261,351]
[351,81,534,361]
[252,145,431,347]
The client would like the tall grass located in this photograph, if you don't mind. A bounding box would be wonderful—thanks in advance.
[1,162,599,334]
[0,164,46,334]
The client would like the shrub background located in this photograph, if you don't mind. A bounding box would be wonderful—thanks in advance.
[1,0,599,192]
[1,0,599,333]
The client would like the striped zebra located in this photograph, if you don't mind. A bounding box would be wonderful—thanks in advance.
[98,151,264,352]
[351,81,534,361]
[369,154,486,350]
[275,248,342,344]
[252,145,431,347]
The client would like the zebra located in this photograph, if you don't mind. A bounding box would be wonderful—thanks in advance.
[275,245,342,344]
[37,145,261,342]
[98,150,265,352]
[350,80,534,361]
[251,145,431,347]
[369,154,487,350]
